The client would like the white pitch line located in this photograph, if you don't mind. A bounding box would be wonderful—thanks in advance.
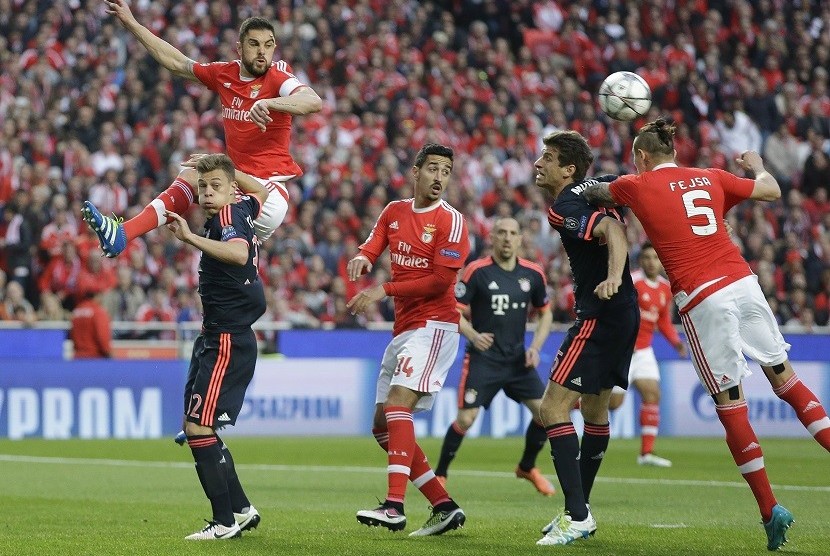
[0,454,827,493]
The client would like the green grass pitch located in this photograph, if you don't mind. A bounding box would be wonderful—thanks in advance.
[0,436,827,555]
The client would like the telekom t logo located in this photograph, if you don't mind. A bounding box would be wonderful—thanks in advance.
[491,294,510,315]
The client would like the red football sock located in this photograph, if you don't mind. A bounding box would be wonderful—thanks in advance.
[716,402,776,521]
[409,442,451,506]
[773,375,830,451]
[123,178,194,241]
[384,406,416,504]
[373,427,450,506]
[640,402,660,455]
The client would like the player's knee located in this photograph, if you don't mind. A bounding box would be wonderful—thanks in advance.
[641,391,660,404]
[178,167,198,184]
[455,409,479,430]
[184,421,214,437]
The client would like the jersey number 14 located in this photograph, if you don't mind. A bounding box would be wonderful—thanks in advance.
[394,356,415,377]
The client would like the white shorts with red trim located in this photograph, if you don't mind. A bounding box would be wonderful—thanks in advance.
[252,176,292,241]
[679,275,790,395]
[628,346,660,382]
[376,320,460,412]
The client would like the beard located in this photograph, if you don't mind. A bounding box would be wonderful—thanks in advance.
[241,57,268,77]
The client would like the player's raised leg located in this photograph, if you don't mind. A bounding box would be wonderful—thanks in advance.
[82,169,196,257]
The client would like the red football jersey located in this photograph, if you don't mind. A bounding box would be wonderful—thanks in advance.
[610,164,755,311]
[360,199,470,336]
[632,269,681,350]
[193,60,305,179]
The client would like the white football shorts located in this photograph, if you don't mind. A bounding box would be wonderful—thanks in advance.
[628,346,660,382]
[376,320,460,412]
[678,275,790,395]
[252,176,292,242]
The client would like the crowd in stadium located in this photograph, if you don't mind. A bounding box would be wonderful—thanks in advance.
[1,0,829,334]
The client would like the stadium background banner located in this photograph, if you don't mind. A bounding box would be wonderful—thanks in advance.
[0,331,827,439]
[0,359,185,440]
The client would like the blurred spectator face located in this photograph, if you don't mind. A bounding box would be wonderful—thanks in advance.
[6,281,24,303]
[116,267,133,289]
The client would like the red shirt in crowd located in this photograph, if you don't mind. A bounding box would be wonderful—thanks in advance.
[70,297,112,358]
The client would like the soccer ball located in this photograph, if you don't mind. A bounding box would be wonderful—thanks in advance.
[597,71,652,121]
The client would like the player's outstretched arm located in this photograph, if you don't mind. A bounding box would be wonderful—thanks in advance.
[105,0,197,81]
[582,182,618,207]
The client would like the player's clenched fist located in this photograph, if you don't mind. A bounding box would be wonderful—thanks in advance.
[594,276,621,300]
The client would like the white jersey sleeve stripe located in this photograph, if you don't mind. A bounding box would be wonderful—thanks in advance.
[443,201,463,244]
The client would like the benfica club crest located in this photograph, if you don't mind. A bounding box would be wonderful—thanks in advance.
[250,84,262,98]
[421,224,436,243]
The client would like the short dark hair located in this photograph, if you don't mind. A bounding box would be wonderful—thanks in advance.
[239,17,275,42]
[541,130,594,182]
[196,153,235,182]
[413,143,454,169]
[638,241,656,258]
[633,118,676,157]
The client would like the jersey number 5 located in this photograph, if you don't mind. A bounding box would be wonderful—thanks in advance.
[682,190,717,236]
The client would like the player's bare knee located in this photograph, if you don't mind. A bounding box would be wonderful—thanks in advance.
[712,385,741,404]
[455,408,479,429]
[178,167,198,185]
[582,407,609,424]
[184,422,214,437]
[762,360,793,387]
[641,390,660,404]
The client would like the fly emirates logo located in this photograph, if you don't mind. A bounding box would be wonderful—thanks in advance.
[391,241,430,269]
[222,96,253,123]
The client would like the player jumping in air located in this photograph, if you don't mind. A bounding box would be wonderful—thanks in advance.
[83,0,321,255]
[584,118,830,550]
